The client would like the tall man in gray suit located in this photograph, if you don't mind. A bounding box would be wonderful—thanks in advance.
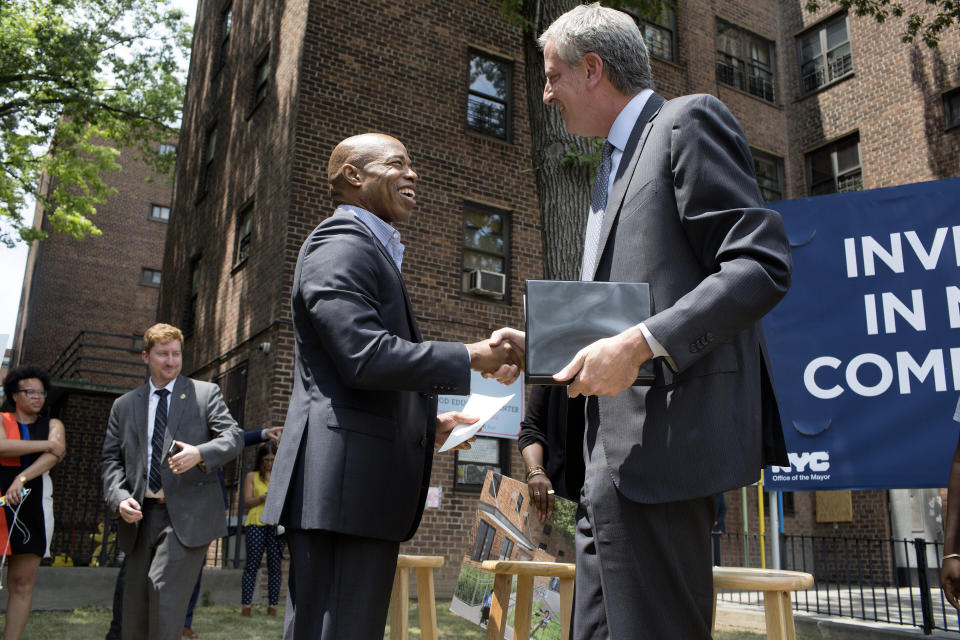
[535,5,793,638]
[262,132,522,639]
[101,323,243,640]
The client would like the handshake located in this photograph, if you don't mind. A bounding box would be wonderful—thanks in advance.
[466,328,526,385]
[465,323,654,397]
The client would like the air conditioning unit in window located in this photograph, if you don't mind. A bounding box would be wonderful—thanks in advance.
[467,269,506,298]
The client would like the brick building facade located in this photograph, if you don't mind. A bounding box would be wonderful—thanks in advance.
[158,0,959,593]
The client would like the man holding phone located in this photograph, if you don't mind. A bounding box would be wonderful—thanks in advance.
[101,323,243,640]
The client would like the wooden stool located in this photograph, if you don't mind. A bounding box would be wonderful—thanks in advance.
[389,554,444,640]
[479,560,576,640]
[713,566,814,640]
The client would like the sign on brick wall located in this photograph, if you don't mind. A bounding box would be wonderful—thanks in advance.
[764,178,960,491]
[437,372,524,439]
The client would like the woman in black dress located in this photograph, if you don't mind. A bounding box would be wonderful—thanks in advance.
[0,366,66,640]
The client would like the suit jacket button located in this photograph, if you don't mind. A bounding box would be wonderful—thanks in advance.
[419,437,427,447]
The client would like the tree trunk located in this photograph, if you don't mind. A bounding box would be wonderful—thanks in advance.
[521,0,593,281]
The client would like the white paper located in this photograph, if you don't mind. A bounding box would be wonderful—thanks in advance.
[437,393,515,452]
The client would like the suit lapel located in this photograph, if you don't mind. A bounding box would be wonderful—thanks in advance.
[133,384,149,475]
[591,93,666,281]
[163,376,190,450]
[336,209,424,343]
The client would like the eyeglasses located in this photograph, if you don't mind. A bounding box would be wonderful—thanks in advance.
[16,389,46,398]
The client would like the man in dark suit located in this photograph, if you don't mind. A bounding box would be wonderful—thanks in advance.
[101,323,243,640]
[535,5,793,638]
[262,132,522,639]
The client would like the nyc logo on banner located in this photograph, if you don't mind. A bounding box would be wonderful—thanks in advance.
[763,178,960,491]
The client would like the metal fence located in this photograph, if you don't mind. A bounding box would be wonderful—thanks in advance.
[48,329,146,386]
[716,532,960,635]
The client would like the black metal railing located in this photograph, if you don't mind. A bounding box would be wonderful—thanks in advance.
[716,532,960,635]
[48,330,147,386]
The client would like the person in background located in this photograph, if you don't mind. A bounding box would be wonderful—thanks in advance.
[518,385,585,523]
[101,323,243,640]
[940,396,960,610]
[479,589,493,627]
[240,442,282,618]
[108,426,283,640]
[0,365,66,640]
[180,426,283,638]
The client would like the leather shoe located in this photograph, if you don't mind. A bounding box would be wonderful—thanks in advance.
[182,627,198,638]
[267,606,277,617]
[240,605,252,617]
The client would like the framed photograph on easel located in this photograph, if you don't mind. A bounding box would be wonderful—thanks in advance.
[449,470,576,639]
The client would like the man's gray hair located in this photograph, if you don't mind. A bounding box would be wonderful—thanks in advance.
[538,3,653,95]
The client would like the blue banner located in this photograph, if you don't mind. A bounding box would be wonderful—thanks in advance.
[763,178,960,491]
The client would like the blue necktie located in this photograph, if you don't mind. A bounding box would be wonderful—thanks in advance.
[580,141,614,281]
[148,389,169,493]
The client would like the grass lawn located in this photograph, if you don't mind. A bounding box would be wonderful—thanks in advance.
[11,603,810,639]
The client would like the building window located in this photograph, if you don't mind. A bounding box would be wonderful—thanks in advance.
[623,6,676,61]
[235,203,253,266]
[218,4,232,72]
[185,256,202,335]
[716,20,776,103]
[201,124,218,196]
[499,539,514,560]
[158,143,176,156]
[751,149,784,202]
[945,89,960,129]
[455,437,509,492]
[149,204,171,222]
[488,473,500,499]
[253,50,270,109]
[467,50,512,140]
[461,203,509,300]
[140,268,162,287]
[806,133,862,196]
[797,14,853,93]
[471,521,497,562]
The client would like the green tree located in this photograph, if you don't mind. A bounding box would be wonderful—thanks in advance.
[0,0,191,246]
[807,0,958,48]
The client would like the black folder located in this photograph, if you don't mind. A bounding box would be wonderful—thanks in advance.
[524,280,655,385]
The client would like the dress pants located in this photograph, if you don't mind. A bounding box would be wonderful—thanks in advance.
[574,400,715,640]
[283,528,399,640]
[122,501,208,640]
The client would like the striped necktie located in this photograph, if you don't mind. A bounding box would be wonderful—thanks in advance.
[148,388,170,493]
[580,141,614,281]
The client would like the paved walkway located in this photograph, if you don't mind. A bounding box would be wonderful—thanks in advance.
[718,585,960,635]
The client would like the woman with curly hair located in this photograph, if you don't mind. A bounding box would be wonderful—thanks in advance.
[0,365,66,640]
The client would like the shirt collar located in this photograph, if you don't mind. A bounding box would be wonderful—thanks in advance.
[342,205,400,244]
[149,377,177,396]
[607,88,654,153]
[341,204,405,271]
